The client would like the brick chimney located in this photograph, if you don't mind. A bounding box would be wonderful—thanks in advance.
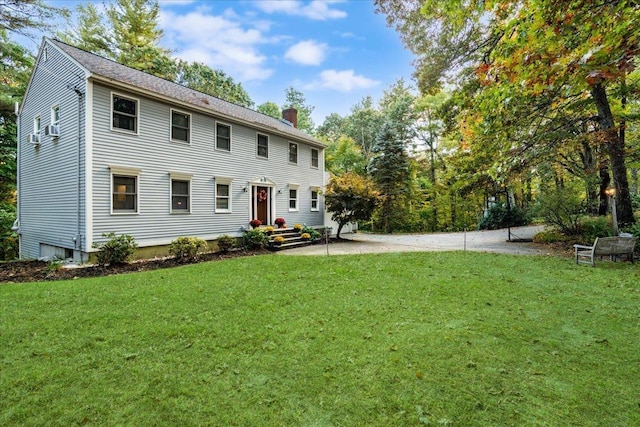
[282,108,298,128]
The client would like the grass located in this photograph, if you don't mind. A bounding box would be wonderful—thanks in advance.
[1,251,639,426]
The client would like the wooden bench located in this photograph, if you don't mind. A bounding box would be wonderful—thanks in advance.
[574,236,638,267]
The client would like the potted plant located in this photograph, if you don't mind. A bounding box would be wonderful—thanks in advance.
[264,226,275,235]
[273,236,285,245]
[293,223,303,231]
[274,217,286,228]
[249,219,262,229]
[301,232,311,240]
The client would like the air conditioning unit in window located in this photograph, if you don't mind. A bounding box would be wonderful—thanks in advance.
[44,124,60,137]
[27,133,40,145]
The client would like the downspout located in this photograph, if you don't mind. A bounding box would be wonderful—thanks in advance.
[13,102,22,258]
[73,86,84,263]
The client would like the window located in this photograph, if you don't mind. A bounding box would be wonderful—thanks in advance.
[311,148,319,168]
[257,133,268,158]
[171,180,190,212]
[171,110,190,143]
[34,115,41,136]
[215,177,233,213]
[51,105,60,127]
[311,189,319,211]
[113,176,137,213]
[110,166,140,214]
[112,94,138,133]
[288,184,299,211]
[216,123,231,151]
[289,142,298,164]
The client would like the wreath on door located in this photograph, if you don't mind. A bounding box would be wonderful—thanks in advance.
[258,189,268,202]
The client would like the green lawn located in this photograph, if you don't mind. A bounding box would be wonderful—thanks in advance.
[1,252,639,426]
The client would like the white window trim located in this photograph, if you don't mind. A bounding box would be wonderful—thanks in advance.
[111,91,139,135]
[288,183,300,212]
[34,115,41,136]
[257,133,269,159]
[214,176,233,213]
[311,148,319,169]
[170,109,191,144]
[109,165,141,215]
[215,121,232,152]
[288,142,298,165]
[169,172,193,214]
[310,186,321,212]
[51,104,60,127]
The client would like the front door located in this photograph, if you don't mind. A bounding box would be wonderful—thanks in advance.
[253,186,270,224]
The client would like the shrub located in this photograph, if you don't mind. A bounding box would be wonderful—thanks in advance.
[532,188,584,235]
[243,228,269,249]
[274,217,286,227]
[532,229,573,244]
[169,236,207,262]
[92,232,138,266]
[579,216,612,241]
[301,226,321,240]
[478,202,530,230]
[0,205,18,261]
[249,219,262,228]
[216,234,236,253]
[621,222,640,251]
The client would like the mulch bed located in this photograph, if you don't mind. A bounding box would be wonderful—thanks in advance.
[0,248,270,284]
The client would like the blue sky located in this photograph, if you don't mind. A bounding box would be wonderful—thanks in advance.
[24,1,416,125]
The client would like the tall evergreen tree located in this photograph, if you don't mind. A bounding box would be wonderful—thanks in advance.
[106,0,175,79]
[59,0,253,106]
[0,0,68,36]
[282,87,315,134]
[368,121,410,233]
[56,3,111,58]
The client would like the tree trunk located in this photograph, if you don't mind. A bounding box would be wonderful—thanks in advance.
[598,167,610,216]
[336,222,345,240]
[590,83,635,226]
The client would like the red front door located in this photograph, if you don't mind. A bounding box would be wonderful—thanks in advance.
[253,186,269,224]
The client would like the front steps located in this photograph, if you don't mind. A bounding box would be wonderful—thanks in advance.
[265,227,323,251]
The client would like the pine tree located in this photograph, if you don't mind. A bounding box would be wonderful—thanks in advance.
[368,121,410,233]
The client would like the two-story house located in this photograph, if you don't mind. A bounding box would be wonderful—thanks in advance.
[15,38,325,262]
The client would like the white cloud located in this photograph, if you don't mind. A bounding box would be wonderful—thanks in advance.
[254,0,347,20]
[284,40,327,65]
[315,69,380,91]
[160,10,273,81]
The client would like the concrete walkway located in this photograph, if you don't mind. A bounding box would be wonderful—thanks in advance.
[279,225,552,256]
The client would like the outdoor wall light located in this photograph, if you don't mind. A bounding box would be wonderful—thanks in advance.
[604,186,616,198]
[242,186,247,193]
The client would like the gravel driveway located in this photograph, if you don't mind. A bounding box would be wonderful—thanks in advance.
[280,225,552,256]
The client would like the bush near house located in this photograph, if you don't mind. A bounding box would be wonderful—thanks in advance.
[92,232,138,266]
[169,237,207,262]
[216,235,236,253]
[242,228,269,249]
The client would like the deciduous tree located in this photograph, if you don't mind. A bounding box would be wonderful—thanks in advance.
[324,172,380,239]
[377,0,639,226]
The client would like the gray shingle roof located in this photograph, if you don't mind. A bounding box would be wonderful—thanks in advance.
[48,38,324,147]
